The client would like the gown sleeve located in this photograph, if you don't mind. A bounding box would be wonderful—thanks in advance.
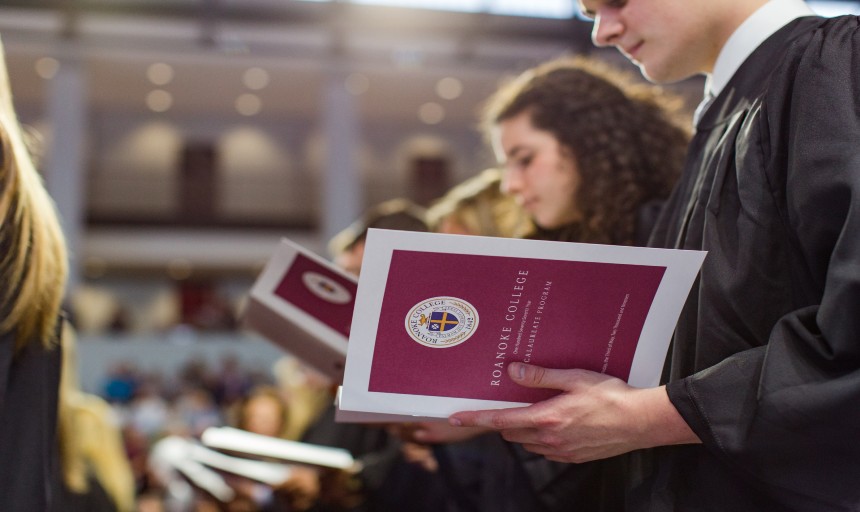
[666,15,860,508]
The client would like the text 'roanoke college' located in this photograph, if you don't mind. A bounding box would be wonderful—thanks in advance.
[490,275,553,386]
[490,270,528,386]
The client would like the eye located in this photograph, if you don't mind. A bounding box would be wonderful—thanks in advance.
[513,154,533,170]
[579,0,626,19]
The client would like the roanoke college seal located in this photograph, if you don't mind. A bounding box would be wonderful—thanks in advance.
[301,271,353,305]
[405,297,479,348]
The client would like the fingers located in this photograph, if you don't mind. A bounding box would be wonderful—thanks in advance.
[449,403,541,430]
[507,363,586,391]
[387,422,419,441]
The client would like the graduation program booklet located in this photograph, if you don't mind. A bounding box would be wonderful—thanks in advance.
[338,229,706,421]
[244,238,357,382]
[202,427,357,470]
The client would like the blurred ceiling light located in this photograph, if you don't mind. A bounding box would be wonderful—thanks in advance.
[236,93,262,116]
[147,62,174,86]
[344,73,370,95]
[435,77,463,100]
[418,102,445,125]
[243,67,270,90]
[146,89,173,113]
[35,57,59,79]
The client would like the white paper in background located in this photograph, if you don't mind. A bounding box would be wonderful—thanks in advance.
[150,436,236,502]
[202,426,356,470]
[187,443,293,486]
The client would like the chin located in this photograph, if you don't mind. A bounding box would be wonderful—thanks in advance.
[535,218,563,231]
[640,61,695,84]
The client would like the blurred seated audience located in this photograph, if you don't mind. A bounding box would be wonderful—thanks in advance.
[69,285,131,335]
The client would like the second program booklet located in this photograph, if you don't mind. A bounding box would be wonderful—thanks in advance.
[338,229,706,421]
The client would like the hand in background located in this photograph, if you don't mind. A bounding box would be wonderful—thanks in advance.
[400,442,439,473]
[318,467,365,510]
[276,466,322,511]
[390,421,490,445]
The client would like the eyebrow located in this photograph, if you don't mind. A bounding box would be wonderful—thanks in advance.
[506,145,531,161]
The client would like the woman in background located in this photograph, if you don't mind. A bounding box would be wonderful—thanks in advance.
[485,57,688,246]
[231,385,321,511]
[0,36,69,510]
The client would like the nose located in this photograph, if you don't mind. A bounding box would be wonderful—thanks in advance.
[500,166,523,196]
[591,11,623,47]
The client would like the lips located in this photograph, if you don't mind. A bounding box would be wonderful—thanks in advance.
[519,198,538,212]
[622,41,643,60]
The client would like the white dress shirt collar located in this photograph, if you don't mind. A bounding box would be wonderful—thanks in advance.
[705,0,816,98]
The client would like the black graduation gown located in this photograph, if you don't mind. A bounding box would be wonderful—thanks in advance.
[434,435,545,512]
[55,475,118,512]
[640,14,860,512]
[301,404,456,512]
[0,328,63,511]
[434,434,625,512]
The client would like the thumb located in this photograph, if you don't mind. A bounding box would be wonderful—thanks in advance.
[508,362,575,391]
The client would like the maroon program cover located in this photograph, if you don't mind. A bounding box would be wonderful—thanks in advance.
[273,252,357,338]
[366,250,666,403]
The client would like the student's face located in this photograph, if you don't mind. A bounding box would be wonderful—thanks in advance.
[580,0,722,83]
[494,113,581,230]
[243,396,284,438]
[438,217,474,236]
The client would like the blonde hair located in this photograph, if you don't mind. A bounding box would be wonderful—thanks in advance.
[58,323,135,512]
[427,169,533,238]
[0,37,68,349]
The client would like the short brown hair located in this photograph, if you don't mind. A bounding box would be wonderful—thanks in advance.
[327,198,429,257]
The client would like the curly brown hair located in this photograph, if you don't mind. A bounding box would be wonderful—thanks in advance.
[482,57,690,245]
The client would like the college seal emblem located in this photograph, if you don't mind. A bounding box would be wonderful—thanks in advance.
[405,296,479,348]
[301,271,352,305]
